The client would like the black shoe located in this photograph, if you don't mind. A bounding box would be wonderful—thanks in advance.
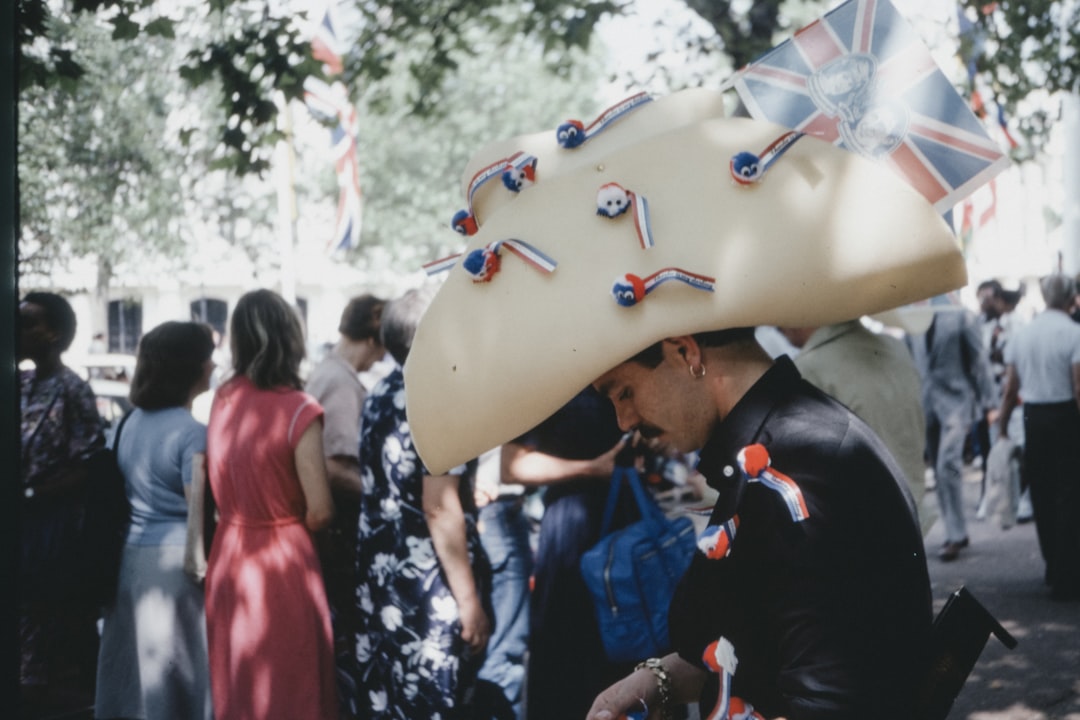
[939,543,962,562]
[942,537,969,549]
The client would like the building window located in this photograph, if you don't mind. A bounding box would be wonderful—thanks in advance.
[107,298,142,354]
[190,297,228,341]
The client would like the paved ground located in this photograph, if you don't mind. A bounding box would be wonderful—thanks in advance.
[922,467,1080,720]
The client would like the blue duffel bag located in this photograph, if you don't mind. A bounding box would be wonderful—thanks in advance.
[580,464,697,663]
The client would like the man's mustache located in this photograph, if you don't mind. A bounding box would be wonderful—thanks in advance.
[637,424,663,440]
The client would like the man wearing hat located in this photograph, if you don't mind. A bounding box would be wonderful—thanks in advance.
[404,87,976,718]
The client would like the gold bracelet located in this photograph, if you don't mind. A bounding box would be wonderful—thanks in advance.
[634,657,673,720]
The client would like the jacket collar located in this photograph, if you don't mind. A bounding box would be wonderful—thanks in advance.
[696,354,803,492]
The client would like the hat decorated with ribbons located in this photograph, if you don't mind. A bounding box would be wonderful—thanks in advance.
[405,105,967,473]
[406,0,1012,474]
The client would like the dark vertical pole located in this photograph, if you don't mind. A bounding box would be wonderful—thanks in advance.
[2,0,22,709]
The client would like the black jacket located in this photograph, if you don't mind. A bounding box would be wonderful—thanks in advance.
[669,357,932,720]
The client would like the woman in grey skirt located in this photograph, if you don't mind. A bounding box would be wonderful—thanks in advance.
[95,322,216,720]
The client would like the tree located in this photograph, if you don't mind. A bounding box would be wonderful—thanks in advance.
[19,9,186,289]
[959,0,1080,156]
[321,17,607,265]
[19,0,622,176]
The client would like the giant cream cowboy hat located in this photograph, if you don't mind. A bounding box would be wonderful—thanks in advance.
[405,88,966,474]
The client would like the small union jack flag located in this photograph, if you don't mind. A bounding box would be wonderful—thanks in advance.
[303,8,362,253]
[731,0,1009,213]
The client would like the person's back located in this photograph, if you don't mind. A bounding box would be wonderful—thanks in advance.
[1008,310,1080,402]
[119,407,206,545]
[999,275,1080,601]
[203,289,337,720]
[791,320,928,525]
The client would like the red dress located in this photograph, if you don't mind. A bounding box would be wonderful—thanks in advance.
[205,376,337,720]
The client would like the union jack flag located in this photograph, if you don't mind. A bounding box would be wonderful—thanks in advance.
[303,8,362,253]
[732,0,1009,213]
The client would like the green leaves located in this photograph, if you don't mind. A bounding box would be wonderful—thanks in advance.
[959,0,1080,156]
[110,15,139,40]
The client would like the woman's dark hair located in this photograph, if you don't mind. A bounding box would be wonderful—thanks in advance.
[129,322,215,410]
[380,286,436,366]
[339,294,385,342]
[628,327,757,368]
[22,291,78,352]
[230,289,307,390]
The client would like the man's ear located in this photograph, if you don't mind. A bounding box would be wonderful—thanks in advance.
[663,335,702,368]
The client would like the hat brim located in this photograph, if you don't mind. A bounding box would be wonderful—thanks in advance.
[406,116,966,474]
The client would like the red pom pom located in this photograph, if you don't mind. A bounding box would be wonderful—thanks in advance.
[740,444,771,477]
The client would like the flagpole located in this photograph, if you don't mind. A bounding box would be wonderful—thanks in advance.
[1062,91,1080,277]
[275,91,299,305]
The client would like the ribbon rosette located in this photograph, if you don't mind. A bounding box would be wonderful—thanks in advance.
[555,92,653,149]
[596,183,654,249]
[501,154,538,192]
[702,638,765,720]
[450,151,538,235]
[730,130,805,185]
[462,239,557,284]
[697,516,739,560]
[736,444,809,522]
[611,268,715,308]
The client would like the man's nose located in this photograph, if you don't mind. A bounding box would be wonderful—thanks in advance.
[613,403,639,433]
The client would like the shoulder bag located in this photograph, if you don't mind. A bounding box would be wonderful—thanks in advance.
[580,465,697,663]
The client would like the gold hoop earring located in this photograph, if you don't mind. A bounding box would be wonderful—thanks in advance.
[689,363,706,379]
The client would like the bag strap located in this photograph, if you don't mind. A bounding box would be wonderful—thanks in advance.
[111,410,133,452]
[598,465,666,537]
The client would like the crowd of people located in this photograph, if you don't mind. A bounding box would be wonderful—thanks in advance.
[14,67,1080,719]
[16,264,1080,720]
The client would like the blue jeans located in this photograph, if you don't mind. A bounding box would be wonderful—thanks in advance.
[476,498,532,720]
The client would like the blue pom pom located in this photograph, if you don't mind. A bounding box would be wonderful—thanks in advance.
[462,247,500,282]
[730,151,762,184]
[451,209,477,235]
[556,120,586,149]
[611,274,645,307]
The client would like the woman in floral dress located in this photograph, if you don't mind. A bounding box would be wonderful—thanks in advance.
[18,291,106,718]
[351,287,492,720]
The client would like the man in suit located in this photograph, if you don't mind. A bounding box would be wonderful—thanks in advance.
[909,308,997,561]
[779,320,931,534]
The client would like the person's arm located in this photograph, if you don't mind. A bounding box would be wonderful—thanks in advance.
[423,472,491,654]
[325,455,363,497]
[501,436,626,488]
[997,364,1021,439]
[184,452,208,582]
[295,420,334,531]
[586,652,707,720]
[963,313,997,416]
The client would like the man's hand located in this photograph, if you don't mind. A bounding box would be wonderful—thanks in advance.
[586,667,656,720]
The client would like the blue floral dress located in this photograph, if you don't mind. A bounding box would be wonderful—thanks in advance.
[350,367,491,720]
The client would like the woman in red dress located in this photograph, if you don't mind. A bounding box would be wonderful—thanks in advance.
[205,289,337,720]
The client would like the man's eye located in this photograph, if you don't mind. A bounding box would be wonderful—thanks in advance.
[618,388,632,402]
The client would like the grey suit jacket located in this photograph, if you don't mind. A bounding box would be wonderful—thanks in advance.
[908,309,997,420]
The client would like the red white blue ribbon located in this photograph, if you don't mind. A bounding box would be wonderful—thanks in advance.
[611,268,715,308]
[462,239,557,283]
[596,183,654,249]
[702,638,765,720]
[555,92,653,149]
[451,151,536,235]
[730,131,805,185]
[698,516,739,560]
[736,444,809,522]
[502,153,538,192]
[422,254,463,276]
